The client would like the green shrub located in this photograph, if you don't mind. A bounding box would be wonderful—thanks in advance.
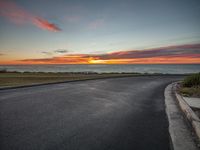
[182,73,200,87]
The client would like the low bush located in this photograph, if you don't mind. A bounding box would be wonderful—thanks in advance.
[182,73,200,87]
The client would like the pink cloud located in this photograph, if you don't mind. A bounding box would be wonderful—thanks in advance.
[33,17,61,32]
[0,0,61,32]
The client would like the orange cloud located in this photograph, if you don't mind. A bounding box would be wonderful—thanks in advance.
[0,0,61,32]
[17,55,91,64]
[1,44,200,65]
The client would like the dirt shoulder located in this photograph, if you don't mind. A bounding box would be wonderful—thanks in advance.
[0,72,139,88]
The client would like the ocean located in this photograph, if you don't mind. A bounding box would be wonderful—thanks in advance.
[0,64,199,74]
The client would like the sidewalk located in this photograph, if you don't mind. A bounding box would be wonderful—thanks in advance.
[165,83,199,150]
[183,97,200,110]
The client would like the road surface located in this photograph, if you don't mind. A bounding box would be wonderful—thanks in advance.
[0,76,183,150]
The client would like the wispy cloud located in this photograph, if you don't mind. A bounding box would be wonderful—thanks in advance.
[15,43,200,64]
[41,51,52,56]
[88,19,105,29]
[0,0,61,32]
[41,49,68,56]
[65,15,81,23]
[54,49,68,53]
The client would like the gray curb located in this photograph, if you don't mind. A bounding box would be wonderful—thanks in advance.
[164,83,199,150]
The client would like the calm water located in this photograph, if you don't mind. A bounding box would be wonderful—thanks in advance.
[0,64,199,74]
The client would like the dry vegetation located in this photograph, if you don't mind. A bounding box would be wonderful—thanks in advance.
[179,73,200,97]
[0,71,137,88]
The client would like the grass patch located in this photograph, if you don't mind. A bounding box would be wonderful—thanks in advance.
[0,72,138,88]
[179,73,200,97]
[182,73,200,87]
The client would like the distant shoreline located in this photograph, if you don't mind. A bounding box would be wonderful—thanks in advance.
[0,69,193,75]
[0,64,199,74]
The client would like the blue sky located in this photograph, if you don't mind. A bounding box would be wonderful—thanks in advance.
[0,0,200,64]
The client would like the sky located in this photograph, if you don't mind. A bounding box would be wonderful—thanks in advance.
[0,0,200,64]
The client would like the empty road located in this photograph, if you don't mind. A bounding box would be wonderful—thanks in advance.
[0,76,183,150]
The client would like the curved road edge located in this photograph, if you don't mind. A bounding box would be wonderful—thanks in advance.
[164,83,199,150]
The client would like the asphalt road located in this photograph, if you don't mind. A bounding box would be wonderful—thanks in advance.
[0,76,183,150]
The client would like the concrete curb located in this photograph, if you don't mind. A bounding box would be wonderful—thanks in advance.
[174,83,200,141]
[164,83,199,150]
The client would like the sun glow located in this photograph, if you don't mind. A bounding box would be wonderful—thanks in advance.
[88,59,106,64]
